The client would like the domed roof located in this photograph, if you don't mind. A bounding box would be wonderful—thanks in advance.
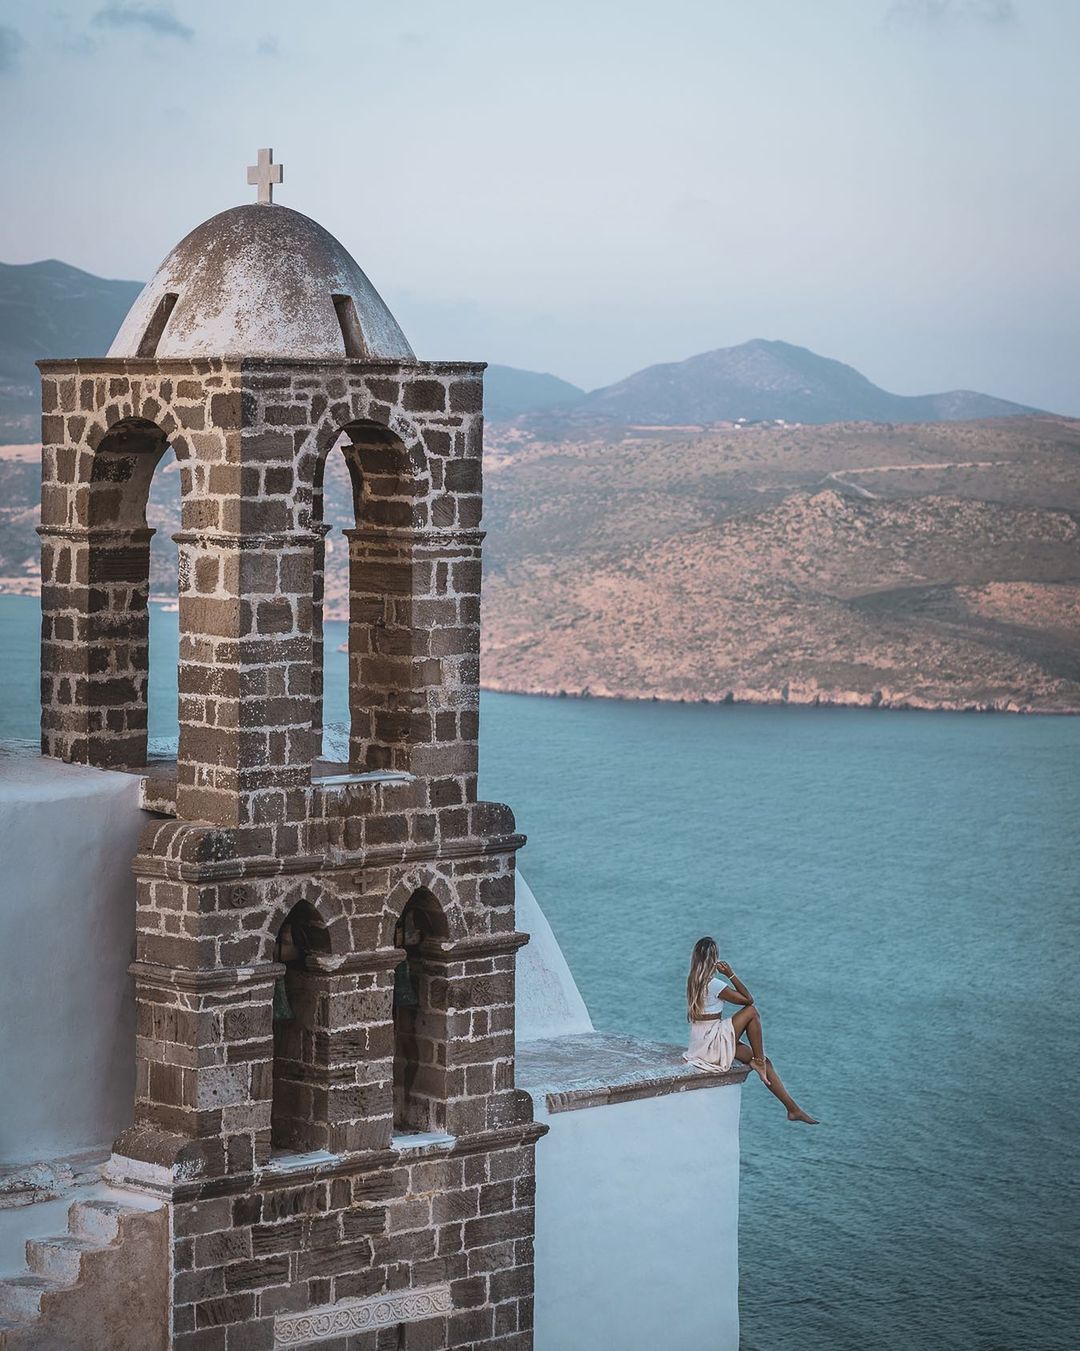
[108,204,414,361]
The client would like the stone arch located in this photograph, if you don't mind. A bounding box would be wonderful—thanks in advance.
[85,410,205,541]
[86,416,172,530]
[270,892,336,1153]
[44,415,182,766]
[397,886,450,942]
[256,880,350,965]
[274,897,333,962]
[295,397,430,533]
[324,419,424,528]
[98,392,182,437]
[389,881,457,1134]
[382,871,467,950]
[302,409,430,764]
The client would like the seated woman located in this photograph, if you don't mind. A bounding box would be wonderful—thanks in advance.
[683,935,818,1124]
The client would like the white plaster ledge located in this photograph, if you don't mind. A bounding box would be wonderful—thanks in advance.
[390,1130,456,1154]
[517,1030,750,1114]
[262,1149,342,1175]
[313,769,414,789]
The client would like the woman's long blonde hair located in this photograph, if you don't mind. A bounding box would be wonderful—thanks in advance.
[687,936,719,1021]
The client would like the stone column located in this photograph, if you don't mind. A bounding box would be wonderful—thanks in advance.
[117,960,278,1179]
[38,524,155,767]
[422,932,530,1137]
[272,951,398,1158]
[309,521,333,757]
[175,531,317,826]
[344,527,482,798]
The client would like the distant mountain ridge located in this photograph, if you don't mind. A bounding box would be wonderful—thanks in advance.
[0,260,142,439]
[550,339,1040,428]
[484,365,584,421]
[0,259,1041,439]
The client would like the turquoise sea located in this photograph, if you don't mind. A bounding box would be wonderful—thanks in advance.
[1,594,1077,1350]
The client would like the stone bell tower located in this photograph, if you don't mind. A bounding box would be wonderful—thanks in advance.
[37,152,544,1351]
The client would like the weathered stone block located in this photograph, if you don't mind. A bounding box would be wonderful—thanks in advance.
[223,1255,290,1292]
[224,1316,275,1351]
[402,380,447,413]
[448,381,483,414]
[209,392,244,428]
[175,1265,227,1304]
[195,1294,256,1329]
[295,1240,374,1280]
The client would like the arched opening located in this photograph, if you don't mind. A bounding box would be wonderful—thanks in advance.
[392,888,450,1135]
[79,417,176,767]
[270,899,331,1153]
[87,418,171,529]
[312,420,420,769]
[310,432,362,761]
[146,444,182,755]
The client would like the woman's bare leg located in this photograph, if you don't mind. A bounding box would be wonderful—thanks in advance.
[732,1010,818,1124]
[730,1005,769,1083]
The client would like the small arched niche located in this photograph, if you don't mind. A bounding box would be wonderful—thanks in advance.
[392,888,451,1136]
[270,899,332,1152]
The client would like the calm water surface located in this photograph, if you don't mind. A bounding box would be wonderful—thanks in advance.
[2,595,1076,1349]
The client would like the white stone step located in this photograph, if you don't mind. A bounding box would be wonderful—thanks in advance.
[26,1234,99,1284]
[67,1199,131,1244]
[0,1274,63,1322]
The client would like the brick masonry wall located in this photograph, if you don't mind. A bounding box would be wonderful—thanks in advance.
[122,834,531,1173]
[166,1135,537,1351]
[41,357,546,1347]
[115,820,543,1349]
[38,358,485,821]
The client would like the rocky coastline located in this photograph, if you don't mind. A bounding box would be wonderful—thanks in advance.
[478,676,1077,715]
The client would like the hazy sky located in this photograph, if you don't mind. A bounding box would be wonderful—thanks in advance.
[1,0,1077,410]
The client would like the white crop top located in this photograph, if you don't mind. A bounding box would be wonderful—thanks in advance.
[702,976,729,1016]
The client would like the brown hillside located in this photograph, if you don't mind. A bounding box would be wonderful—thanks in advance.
[2,417,1078,711]
[477,416,1080,712]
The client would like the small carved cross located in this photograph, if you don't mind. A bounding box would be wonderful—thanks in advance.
[247,148,283,204]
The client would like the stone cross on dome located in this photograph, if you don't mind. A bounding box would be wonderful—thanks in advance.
[246,147,283,204]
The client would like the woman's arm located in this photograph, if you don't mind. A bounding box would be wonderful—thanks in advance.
[715,960,754,1006]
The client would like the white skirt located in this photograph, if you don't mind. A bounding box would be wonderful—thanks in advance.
[683,1016,737,1073]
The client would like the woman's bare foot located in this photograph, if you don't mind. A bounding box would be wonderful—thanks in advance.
[750,1056,771,1086]
[787,1107,819,1124]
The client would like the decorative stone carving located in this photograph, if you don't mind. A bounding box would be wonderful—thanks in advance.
[274,1284,453,1346]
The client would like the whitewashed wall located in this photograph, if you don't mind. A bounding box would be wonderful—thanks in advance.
[0,759,583,1168]
[531,1085,743,1351]
[0,754,743,1348]
[0,746,143,1166]
[515,873,594,1042]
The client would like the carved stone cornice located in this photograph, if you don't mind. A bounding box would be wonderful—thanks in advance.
[342,526,485,552]
[172,530,320,549]
[36,525,155,543]
[132,833,527,883]
[37,357,487,374]
[306,947,401,976]
[158,1118,548,1202]
[421,931,531,963]
[128,960,284,993]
